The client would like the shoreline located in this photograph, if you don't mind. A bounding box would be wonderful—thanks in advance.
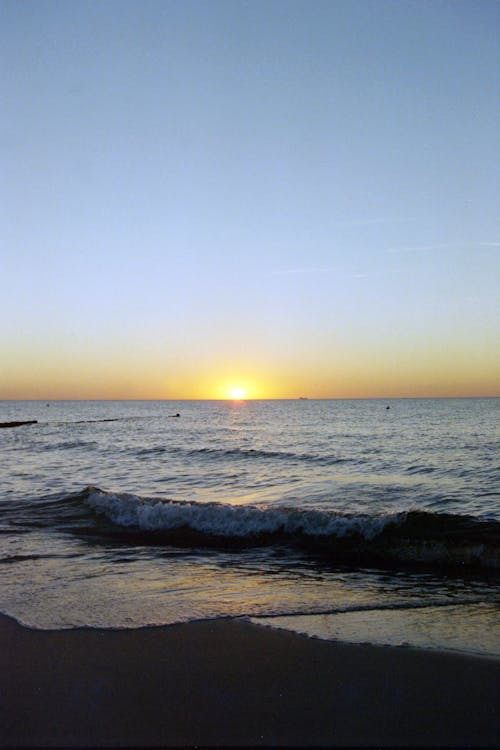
[1,613,498,747]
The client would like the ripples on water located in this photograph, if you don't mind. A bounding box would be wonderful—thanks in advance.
[0,398,498,655]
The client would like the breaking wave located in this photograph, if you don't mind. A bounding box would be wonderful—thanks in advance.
[81,487,499,569]
[86,486,398,539]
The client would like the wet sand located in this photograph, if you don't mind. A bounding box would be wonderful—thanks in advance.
[0,613,498,747]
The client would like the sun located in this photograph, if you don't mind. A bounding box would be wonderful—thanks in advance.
[228,386,246,400]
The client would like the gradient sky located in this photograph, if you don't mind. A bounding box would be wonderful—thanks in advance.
[1,0,499,399]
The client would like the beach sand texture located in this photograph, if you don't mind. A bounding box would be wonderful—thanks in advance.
[1,613,498,747]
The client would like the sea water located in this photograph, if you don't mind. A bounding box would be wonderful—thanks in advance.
[1,399,498,657]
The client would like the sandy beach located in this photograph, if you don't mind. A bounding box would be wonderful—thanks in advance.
[1,613,498,747]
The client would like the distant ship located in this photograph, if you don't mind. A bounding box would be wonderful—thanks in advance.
[298,396,308,400]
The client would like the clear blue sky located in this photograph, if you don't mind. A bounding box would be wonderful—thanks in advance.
[1,0,499,398]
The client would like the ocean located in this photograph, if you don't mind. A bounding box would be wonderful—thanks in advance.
[1,398,498,657]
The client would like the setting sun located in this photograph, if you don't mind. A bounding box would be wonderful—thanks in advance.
[212,377,266,400]
[228,387,246,400]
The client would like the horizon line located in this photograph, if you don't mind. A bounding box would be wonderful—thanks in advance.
[1,395,499,402]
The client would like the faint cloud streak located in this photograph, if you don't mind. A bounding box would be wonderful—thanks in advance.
[385,241,500,254]
[274,267,340,275]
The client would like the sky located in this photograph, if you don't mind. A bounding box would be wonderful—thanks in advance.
[1,0,499,399]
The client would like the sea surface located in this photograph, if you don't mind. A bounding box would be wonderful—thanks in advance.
[1,399,499,657]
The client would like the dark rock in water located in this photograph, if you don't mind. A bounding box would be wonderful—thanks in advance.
[0,420,38,429]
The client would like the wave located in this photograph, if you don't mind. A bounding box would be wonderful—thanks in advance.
[136,445,355,465]
[251,597,490,619]
[405,465,438,475]
[82,487,499,569]
[48,440,98,451]
[72,418,123,424]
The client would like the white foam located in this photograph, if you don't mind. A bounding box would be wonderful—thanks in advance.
[85,488,403,539]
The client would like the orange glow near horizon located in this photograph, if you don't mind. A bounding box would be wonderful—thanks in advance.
[1,341,499,400]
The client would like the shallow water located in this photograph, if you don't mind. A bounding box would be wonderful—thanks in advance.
[1,399,498,656]
[253,602,500,657]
